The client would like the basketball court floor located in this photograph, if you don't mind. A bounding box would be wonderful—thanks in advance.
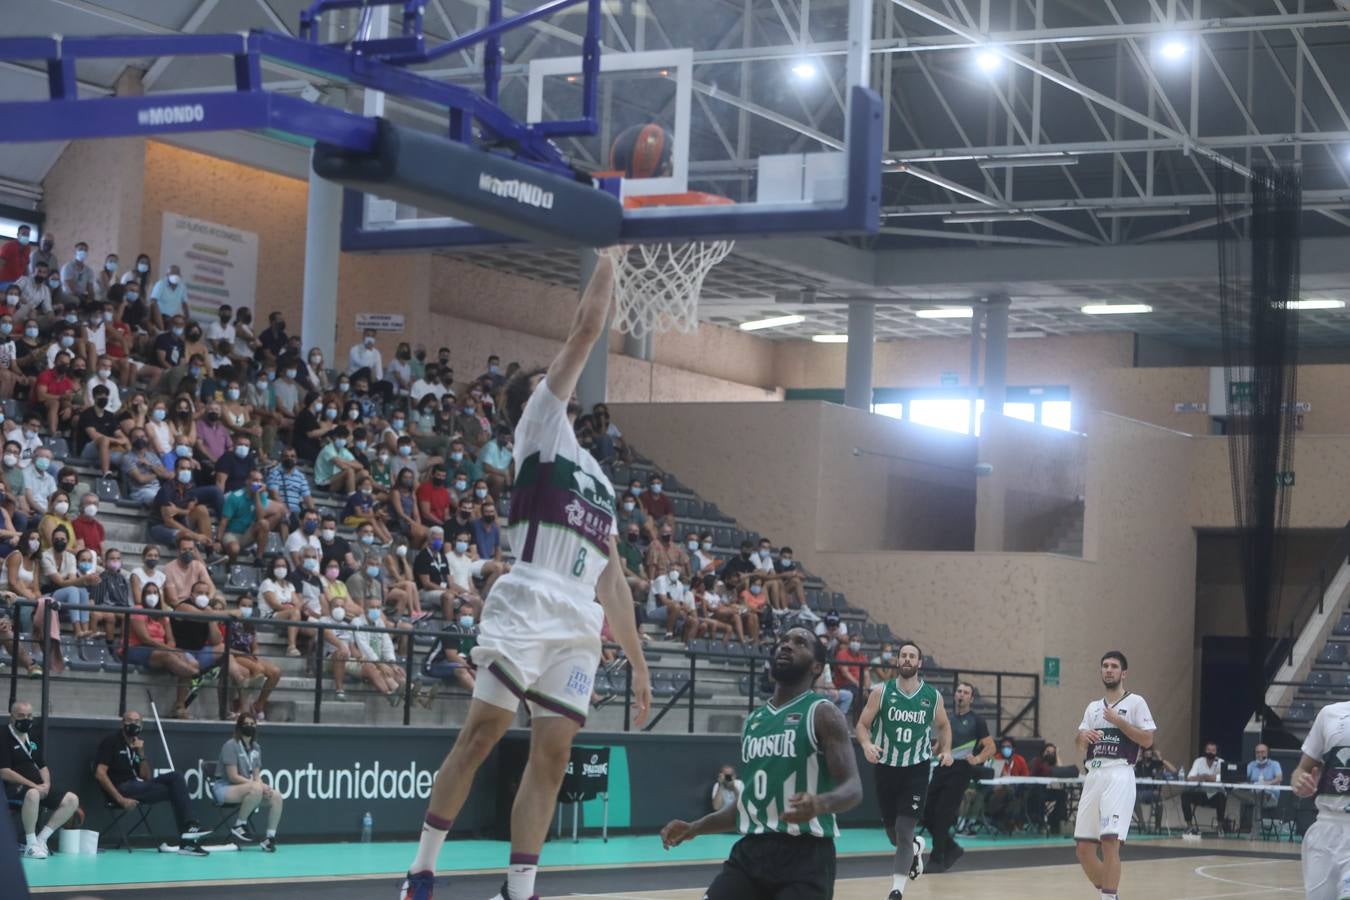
[25,833,1301,899]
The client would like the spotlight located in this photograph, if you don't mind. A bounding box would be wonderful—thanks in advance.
[1158,38,1188,61]
[791,60,819,81]
[975,50,1002,73]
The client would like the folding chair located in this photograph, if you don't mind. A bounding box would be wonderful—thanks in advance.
[198,761,257,842]
[94,765,154,852]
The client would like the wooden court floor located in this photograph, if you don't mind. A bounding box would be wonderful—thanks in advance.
[569,845,1303,900]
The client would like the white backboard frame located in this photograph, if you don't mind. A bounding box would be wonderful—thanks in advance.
[527,48,693,198]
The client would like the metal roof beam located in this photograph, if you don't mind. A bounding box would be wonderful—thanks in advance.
[885,132,1350,162]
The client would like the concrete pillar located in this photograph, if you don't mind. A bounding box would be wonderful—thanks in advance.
[982,293,1011,420]
[576,249,609,410]
[301,151,342,363]
[843,302,874,410]
[967,304,984,436]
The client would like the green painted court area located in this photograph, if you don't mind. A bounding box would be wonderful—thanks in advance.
[21,830,1159,889]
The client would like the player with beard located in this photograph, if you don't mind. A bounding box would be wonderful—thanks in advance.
[855,641,952,900]
[660,627,862,899]
[401,252,652,900]
[1074,651,1156,900]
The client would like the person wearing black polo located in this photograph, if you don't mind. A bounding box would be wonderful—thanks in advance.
[0,701,80,859]
[93,708,207,854]
[923,681,995,873]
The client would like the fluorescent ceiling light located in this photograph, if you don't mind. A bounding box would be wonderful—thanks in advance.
[1289,298,1347,310]
[791,60,818,80]
[1008,329,1047,339]
[811,334,849,343]
[942,213,1035,224]
[977,155,1078,170]
[915,307,973,319]
[974,49,1002,72]
[1081,304,1153,315]
[1095,206,1191,218]
[1159,38,1188,60]
[740,314,806,331]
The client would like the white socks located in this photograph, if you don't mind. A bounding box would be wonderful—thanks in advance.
[409,813,452,874]
[506,852,539,899]
[37,826,52,844]
[892,872,905,890]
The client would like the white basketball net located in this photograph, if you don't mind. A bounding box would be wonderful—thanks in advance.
[605,240,734,338]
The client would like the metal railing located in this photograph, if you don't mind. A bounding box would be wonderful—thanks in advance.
[6,599,1042,744]
[1264,518,1350,674]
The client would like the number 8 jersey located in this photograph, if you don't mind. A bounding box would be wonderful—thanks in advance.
[500,378,617,603]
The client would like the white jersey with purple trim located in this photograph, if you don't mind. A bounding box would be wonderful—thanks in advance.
[498,378,617,604]
[1079,692,1156,770]
[1302,700,1350,820]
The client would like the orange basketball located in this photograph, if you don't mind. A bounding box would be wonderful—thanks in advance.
[609,123,673,179]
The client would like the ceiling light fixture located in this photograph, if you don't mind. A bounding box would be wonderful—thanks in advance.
[791,60,819,80]
[915,307,974,319]
[1289,298,1347,310]
[739,314,806,331]
[977,154,1078,170]
[942,213,1035,224]
[811,334,849,343]
[975,49,1002,73]
[1158,38,1188,61]
[1095,206,1192,218]
[1081,304,1153,315]
[1008,329,1047,339]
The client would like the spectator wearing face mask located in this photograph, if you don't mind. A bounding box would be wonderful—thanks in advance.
[870,643,898,684]
[71,493,104,555]
[3,701,82,860]
[218,469,274,566]
[291,546,331,633]
[284,509,323,572]
[93,709,207,854]
[420,629,477,697]
[59,241,94,305]
[344,478,393,545]
[169,580,224,716]
[12,265,53,329]
[1182,741,1228,835]
[741,574,770,636]
[471,499,505,564]
[266,448,317,524]
[616,481,650,542]
[1027,743,1068,835]
[389,465,428,548]
[0,534,40,675]
[352,597,406,703]
[89,546,130,645]
[986,737,1031,834]
[45,538,98,641]
[121,427,172,507]
[833,636,869,697]
[0,225,32,285]
[150,458,218,547]
[37,490,75,552]
[1241,743,1282,838]
[212,712,283,851]
[126,582,202,715]
[149,264,189,329]
[258,555,302,657]
[0,308,29,401]
[639,474,674,531]
[348,329,384,382]
[33,349,77,437]
[479,426,513,499]
[653,566,699,641]
[644,525,689,588]
[416,464,452,528]
[224,596,280,718]
[445,529,489,619]
[78,383,129,476]
[315,427,366,496]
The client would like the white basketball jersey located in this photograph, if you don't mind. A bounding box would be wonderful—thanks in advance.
[499,379,616,602]
[1302,701,1350,819]
[1079,692,1156,769]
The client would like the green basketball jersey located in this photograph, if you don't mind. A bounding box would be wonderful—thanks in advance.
[870,679,940,768]
[736,690,839,838]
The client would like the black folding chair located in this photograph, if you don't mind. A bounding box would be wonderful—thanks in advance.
[93,765,155,853]
[198,761,256,842]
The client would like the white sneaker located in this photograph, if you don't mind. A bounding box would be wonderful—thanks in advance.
[23,842,49,859]
[909,834,926,880]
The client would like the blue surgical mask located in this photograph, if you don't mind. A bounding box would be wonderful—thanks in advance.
[226,388,240,400]
[454,541,468,554]
[365,564,381,578]
[430,538,444,551]
[1001,746,1013,759]
[366,609,382,624]
[234,445,250,458]
[152,409,166,421]
[77,560,93,573]
[360,534,375,545]
[651,484,663,494]
[459,615,475,628]
[176,469,193,484]
[74,249,87,262]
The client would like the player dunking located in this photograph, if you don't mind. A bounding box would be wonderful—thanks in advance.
[659,626,862,899]
[1292,700,1350,899]
[855,640,952,900]
[1074,651,1156,900]
[401,252,652,900]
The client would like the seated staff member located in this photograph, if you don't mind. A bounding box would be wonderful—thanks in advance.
[210,713,282,852]
[92,709,207,854]
[1,701,80,859]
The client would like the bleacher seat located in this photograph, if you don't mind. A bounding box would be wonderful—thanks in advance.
[1288,702,1315,723]
[43,435,69,459]
[1318,643,1348,666]
[652,671,676,697]
[1307,670,1332,692]
[1336,615,1350,637]
[64,637,104,672]
[227,565,261,591]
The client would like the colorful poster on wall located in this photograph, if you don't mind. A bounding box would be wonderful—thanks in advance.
[159,212,259,323]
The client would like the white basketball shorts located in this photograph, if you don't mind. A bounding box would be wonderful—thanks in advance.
[470,569,604,726]
[1074,764,1136,843]
[1304,818,1350,900]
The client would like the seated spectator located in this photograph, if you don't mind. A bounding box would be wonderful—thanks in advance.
[416,464,452,528]
[265,447,316,526]
[478,426,513,499]
[814,649,852,716]
[644,524,689,587]
[718,540,757,585]
[617,486,650,543]
[987,737,1030,833]
[388,465,428,548]
[1182,741,1227,835]
[161,535,216,608]
[292,545,330,632]
[704,576,753,643]
[419,629,476,696]
[815,612,849,647]
[770,545,806,609]
[382,537,423,619]
[471,499,504,564]
[44,534,98,642]
[653,567,698,641]
[127,583,206,715]
[121,425,171,506]
[0,590,36,675]
[90,546,131,646]
[343,476,392,544]
[129,544,164,606]
[318,515,356,577]
[1027,743,1067,835]
[741,575,771,637]
[710,765,743,812]
[71,493,104,555]
[258,555,302,657]
[151,458,220,547]
[353,596,407,703]
[4,532,50,673]
[93,709,207,854]
[2,701,82,859]
[220,596,280,719]
[169,579,224,716]
[1134,746,1178,832]
[618,525,650,610]
[210,713,283,851]
[692,578,733,643]
[639,473,674,531]
[284,509,322,571]
[33,349,78,437]
[833,637,869,698]
[315,426,365,495]
[213,433,256,494]
[218,469,274,564]
[692,533,719,578]
[37,490,74,551]
[21,447,57,518]
[78,383,129,475]
[1240,743,1283,837]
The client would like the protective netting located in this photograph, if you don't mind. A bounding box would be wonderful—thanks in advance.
[604,240,734,338]
[1216,162,1302,729]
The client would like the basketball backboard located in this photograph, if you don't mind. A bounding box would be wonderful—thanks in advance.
[342,0,881,251]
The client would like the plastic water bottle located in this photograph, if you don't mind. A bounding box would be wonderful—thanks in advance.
[361,811,373,843]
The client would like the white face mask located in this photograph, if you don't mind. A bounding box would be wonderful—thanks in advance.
[193,594,210,609]
[320,528,336,541]
[331,606,346,622]
[143,593,160,608]
[53,501,69,515]
[239,606,253,618]
[395,545,408,558]
[83,504,98,518]
[273,567,288,579]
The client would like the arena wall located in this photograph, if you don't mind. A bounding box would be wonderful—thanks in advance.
[975,414,1086,553]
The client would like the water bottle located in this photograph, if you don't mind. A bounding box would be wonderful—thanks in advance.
[361,811,373,843]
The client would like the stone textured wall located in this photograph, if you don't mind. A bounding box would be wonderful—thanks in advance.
[42,138,145,266]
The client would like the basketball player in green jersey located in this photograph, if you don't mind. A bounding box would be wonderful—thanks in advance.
[660,626,862,899]
[856,640,952,900]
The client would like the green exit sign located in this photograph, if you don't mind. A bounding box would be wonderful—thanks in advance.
[1044,656,1060,687]
[1229,381,1254,403]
